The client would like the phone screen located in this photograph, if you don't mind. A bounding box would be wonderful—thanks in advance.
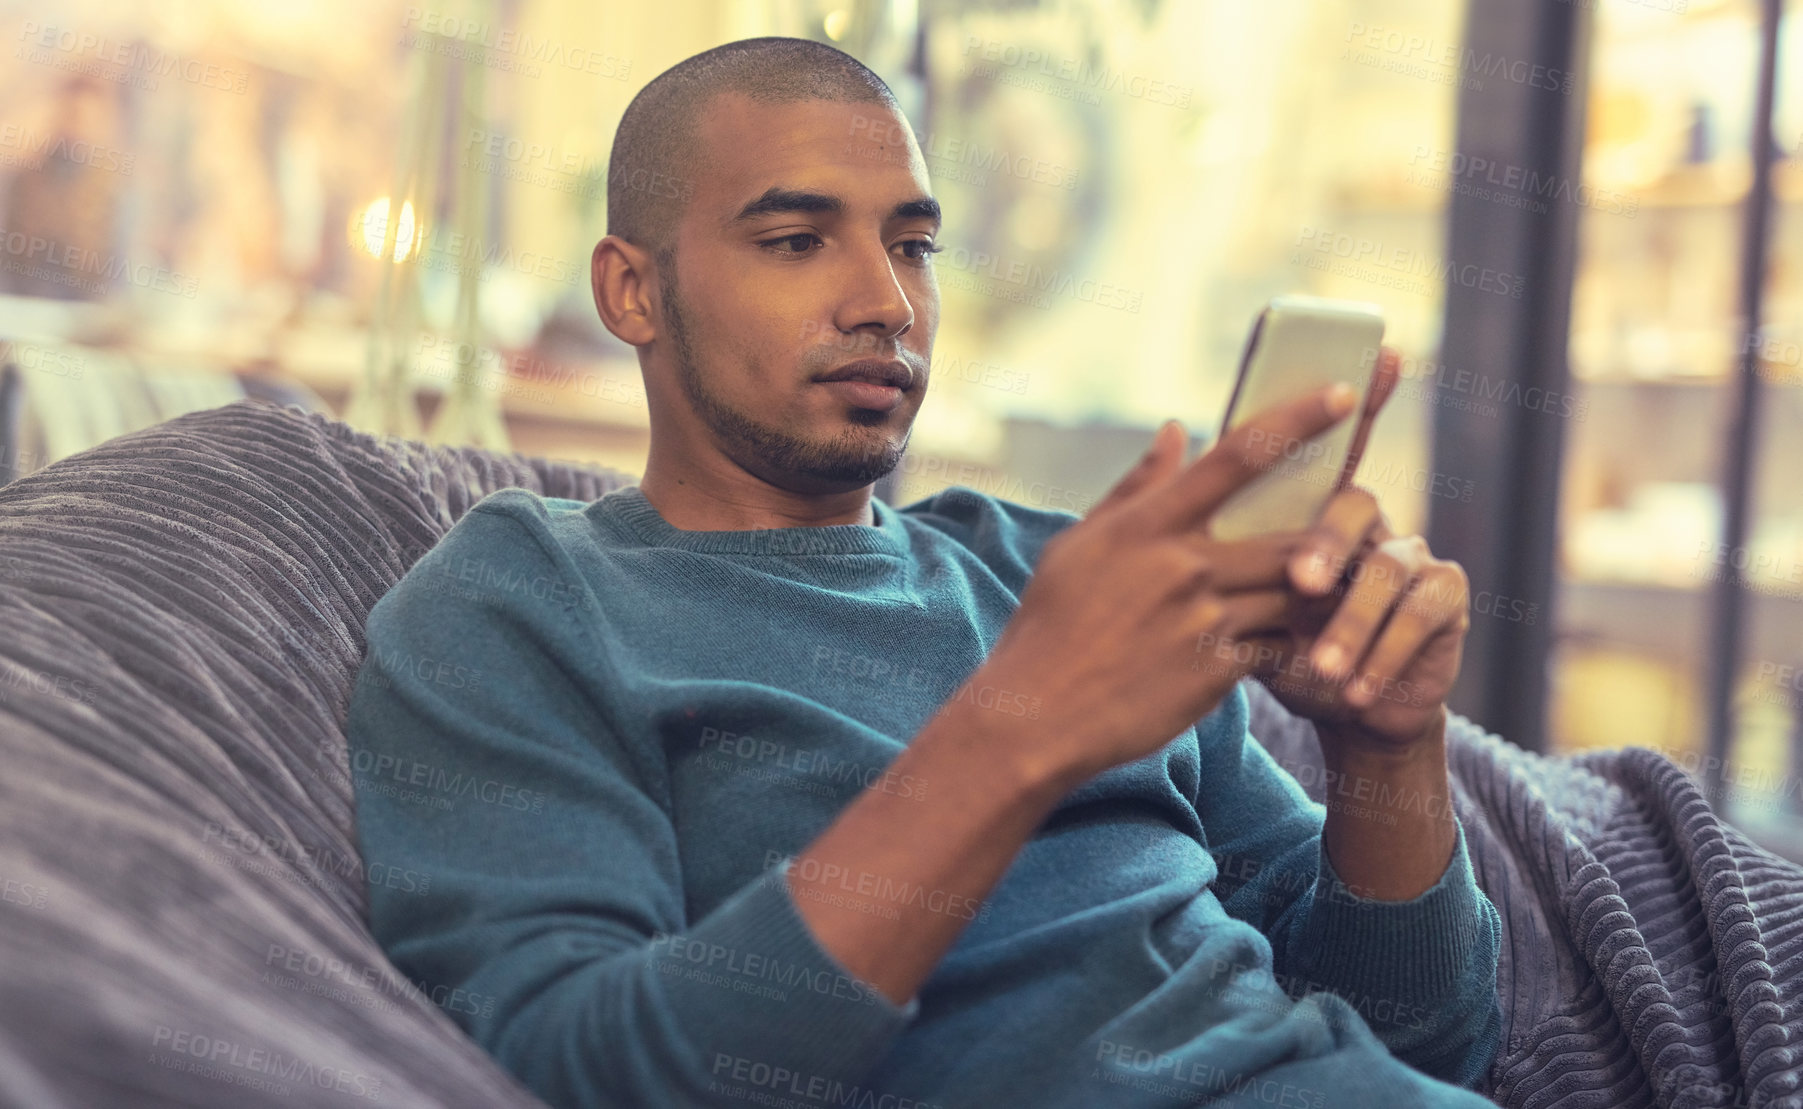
[1209,296,1385,541]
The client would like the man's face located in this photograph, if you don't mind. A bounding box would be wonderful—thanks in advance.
[653,95,940,494]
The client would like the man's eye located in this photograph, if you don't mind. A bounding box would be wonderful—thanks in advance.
[763,233,822,255]
[898,239,944,262]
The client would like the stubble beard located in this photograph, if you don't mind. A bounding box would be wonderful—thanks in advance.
[662,263,908,488]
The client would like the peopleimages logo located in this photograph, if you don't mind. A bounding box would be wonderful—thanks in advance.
[698,721,928,801]
[0,341,85,379]
[764,852,991,923]
[401,227,582,286]
[150,1026,381,1101]
[398,8,631,80]
[1408,147,1639,218]
[15,22,250,94]
[960,36,1194,109]
[1,878,48,910]
[847,113,1080,192]
[0,226,199,298]
[342,747,548,815]
[1378,349,1590,423]
[1095,1040,1326,1108]
[709,1053,945,1109]
[1293,226,1524,300]
[0,661,98,706]
[938,246,1142,313]
[0,124,134,174]
[262,942,498,1020]
[1342,23,1577,95]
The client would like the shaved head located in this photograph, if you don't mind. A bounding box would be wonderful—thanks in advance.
[588,38,938,524]
[605,36,902,267]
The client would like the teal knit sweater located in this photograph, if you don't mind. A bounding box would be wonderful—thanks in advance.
[344,484,1503,1109]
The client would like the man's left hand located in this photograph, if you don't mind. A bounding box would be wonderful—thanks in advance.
[1255,491,1470,752]
[1246,346,1471,752]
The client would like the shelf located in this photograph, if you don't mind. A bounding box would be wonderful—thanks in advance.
[1568,373,1725,386]
[268,325,650,433]
[1567,366,1803,387]
[1557,578,1803,675]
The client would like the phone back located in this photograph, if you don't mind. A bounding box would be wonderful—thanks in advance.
[1209,296,1385,541]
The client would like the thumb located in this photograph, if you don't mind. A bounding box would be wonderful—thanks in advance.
[1090,419,1186,519]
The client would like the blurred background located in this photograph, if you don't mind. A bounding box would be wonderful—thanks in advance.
[0,0,1798,851]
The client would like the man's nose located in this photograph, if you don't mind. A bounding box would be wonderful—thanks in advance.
[830,240,915,341]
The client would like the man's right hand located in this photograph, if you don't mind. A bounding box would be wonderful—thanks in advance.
[786,381,1363,1009]
[974,383,1362,786]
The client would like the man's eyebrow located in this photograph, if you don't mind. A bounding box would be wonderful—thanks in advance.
[730,188,843,222]
[893,197,941,225]
[727,188,942,226]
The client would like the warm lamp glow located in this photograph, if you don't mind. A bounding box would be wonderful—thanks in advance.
[357,197,419,261]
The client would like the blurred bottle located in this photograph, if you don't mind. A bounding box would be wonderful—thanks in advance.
[1684,100,1713,165]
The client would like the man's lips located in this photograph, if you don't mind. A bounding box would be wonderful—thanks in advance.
[813,358,914,390]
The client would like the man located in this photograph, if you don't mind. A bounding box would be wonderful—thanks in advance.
[344,36,1502,1109]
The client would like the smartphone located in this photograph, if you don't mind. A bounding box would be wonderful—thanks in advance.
[1208,295,1386,541]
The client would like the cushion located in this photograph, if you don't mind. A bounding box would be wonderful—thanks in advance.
[0,399,629,1106]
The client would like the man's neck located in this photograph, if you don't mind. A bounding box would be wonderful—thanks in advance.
[635,465,877,532]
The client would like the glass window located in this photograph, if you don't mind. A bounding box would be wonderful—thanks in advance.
[885,0,1470,541]
[1551,0,1803,849]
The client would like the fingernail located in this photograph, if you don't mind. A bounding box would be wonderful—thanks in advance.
[1302,550,1332,591]
[1326,383,1356,417]
[1298,551,1327,595]
[1313,643,1344,678]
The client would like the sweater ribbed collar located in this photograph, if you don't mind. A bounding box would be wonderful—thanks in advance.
[593,485,910,558]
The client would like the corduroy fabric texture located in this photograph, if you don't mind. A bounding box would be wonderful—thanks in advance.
[0,398,1799,1106]
[0,400,629,1107]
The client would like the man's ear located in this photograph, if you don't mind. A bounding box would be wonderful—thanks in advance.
[591,235,657,346]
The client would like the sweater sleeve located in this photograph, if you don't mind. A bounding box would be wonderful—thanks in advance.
[342,504,916,1108]
[1195,684,1503,1088]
